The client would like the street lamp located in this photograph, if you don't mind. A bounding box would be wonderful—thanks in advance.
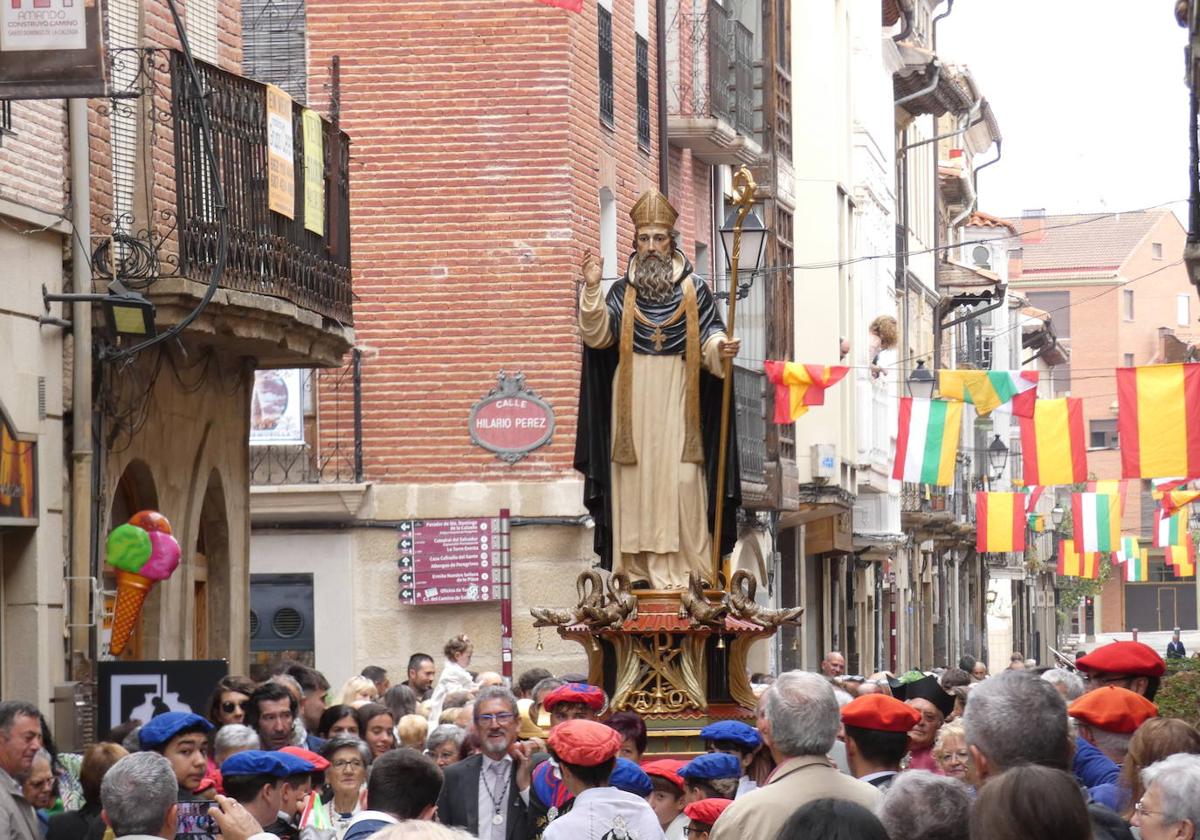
[720,208,768,288]
[987,434,1009,480]
[43,281,157,339]
[711,165,766,586]
[1051,506,1066,528]
[907,360,936,399]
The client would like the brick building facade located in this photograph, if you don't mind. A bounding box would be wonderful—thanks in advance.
[251,0,662,687]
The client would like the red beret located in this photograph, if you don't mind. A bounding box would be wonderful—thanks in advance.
[841,694,921,733]
[1068,686,1158,734]
[1075,641,1165,678]
[684,798,734,825]
[280,746,330,772]
[543,682,606,712]
[548,719,623,766]
[641,758,686,790]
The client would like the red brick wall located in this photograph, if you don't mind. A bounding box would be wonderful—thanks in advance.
[0,101,67,218]
[307,0,659,483]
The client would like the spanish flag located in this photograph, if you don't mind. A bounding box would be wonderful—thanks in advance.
[1165,540,1197,577]
[764,362,850,422]
[1057,539,1099,579]
[939,370,1039,416]
[976,492,1025,553]
[1017,398,1088,485]
[1117,363,1200,479]
[1155,489,1200,514]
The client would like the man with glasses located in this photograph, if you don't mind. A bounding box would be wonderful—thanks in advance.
[1074,640,1166,700]
[1132,753,1200,840]
[437,686,537,840]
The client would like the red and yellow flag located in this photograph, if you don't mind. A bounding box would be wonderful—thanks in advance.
[1117,363,1200,479]
[764,362,850,422]
[976,492,1025,553]
[1017,398,1088,485]
[1165,540,1197,577]
[1057,539,1099,579]
[1155,489,1200,514]
[535,0,583,10]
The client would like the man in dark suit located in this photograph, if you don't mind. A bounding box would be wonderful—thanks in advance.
[438,686,538,840]
[1168,628,1187,659]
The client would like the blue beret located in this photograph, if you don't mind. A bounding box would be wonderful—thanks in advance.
[221,750,295,778]
[137,712,212,749]
[699,720,762,750]
[276,751,316,776]
[609,757,652,797]
[678,752,742,781]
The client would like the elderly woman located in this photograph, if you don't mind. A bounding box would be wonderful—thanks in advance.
[1135,753,1200,840]
[425,724,466,768]
[318,704,361,740]
[877,771,971,840]
[1119,720,1200,822]
[23,749,57,830]
[932,719,972,784]
[356,703,397,759]
[320,735,371,834]
[429,634,474,722]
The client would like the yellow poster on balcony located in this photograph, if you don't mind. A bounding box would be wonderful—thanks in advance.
[266,84,294,218]
[302,108,324,235]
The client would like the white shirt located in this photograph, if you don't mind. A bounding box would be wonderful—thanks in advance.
[478,754,513,840]
[735,776,757,798]
[543,787,665,840]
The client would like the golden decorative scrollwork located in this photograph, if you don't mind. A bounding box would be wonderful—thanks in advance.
[611,631,707,714]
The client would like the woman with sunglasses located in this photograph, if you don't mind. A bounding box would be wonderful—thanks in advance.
[206,675,256,727]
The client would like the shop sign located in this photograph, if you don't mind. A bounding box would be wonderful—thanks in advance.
[468,371,554,463]
[0,0,106,99]
[0,402,36,526]
[397,517,500,605]
[97,660,229,735]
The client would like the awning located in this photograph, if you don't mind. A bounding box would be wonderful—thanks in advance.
[936,260,1003,300]
[894,43,976,117]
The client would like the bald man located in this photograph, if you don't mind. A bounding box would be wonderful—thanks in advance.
[821,652,846,680]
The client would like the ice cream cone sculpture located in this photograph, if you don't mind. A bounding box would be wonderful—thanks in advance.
[105,510,182,656]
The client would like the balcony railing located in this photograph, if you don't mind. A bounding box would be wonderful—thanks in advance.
[702,1,755,137]
[250,349,363,485]
[171,51,353,325]
[735,365,766,490]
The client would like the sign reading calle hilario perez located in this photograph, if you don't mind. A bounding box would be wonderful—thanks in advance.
[468,371,555,464]
[0,0,106,100]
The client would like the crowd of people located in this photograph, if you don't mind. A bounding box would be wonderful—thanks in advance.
[2,632,1200,840]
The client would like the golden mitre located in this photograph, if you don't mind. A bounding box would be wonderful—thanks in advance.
[629,189,679,230]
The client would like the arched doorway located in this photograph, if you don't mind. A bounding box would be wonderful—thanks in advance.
[106,460,159,660]
[196,470,230,660]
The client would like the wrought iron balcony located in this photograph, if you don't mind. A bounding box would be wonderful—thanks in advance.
[171,51,352,326]
[666,0,762,165]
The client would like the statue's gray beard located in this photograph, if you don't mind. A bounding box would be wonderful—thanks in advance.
[633,252,674,304]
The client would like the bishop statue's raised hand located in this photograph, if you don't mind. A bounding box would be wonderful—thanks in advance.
[581,251,603,290]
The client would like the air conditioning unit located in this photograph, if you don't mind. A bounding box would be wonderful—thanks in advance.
[812,444,836,480]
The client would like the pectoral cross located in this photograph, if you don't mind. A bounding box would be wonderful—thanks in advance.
[650,324,666,352]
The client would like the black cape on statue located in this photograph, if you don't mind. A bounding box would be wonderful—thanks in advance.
[573,257,741,577]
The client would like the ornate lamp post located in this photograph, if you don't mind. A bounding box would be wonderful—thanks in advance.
[711,166,768,586]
